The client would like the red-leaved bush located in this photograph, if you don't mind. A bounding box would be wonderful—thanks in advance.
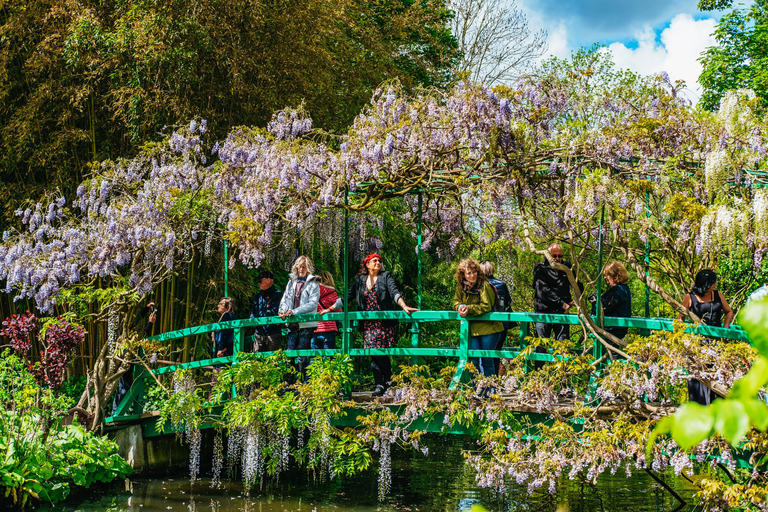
[0,311,38,354]
[0,313,86,389]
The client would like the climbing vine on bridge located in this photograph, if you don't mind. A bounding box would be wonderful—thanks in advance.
[153,325,764,510]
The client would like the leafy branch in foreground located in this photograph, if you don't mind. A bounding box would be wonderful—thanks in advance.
[648,297,768,510]
[153,325,760,509]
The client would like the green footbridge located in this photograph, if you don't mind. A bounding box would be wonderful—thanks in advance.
[106,310,750,452]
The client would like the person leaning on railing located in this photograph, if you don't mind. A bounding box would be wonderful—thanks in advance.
[249,269,284,352]
[532,244,583,369]
[452,258,505,377]
[678,269,734,406]
[209,297,236,398]
[533,243,575,341]
[278,255,320,382]
[345,253,418,397]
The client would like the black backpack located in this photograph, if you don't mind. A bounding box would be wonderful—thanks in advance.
[487,279,517,328]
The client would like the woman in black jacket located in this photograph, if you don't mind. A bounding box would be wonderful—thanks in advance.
[347,253,418,396]
[212,297,236,360]
[598,261,632,341]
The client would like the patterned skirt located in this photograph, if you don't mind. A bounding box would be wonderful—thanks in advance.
[361,320,398,349]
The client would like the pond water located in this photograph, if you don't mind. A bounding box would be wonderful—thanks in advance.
[41,435,696,512]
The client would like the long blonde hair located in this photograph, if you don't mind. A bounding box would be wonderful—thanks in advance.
[289,255,315,279]
[317,270,336,289]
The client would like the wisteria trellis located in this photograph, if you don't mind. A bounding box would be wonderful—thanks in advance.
[2,65,767,315]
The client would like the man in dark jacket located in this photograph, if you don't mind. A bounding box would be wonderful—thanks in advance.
[250,270,284,352]
[533,244,575,341]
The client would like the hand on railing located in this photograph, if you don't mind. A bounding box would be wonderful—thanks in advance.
[397,297,419,316]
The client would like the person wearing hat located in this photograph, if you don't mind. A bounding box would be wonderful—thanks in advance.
[249,269,284,352]
[345,253,418,397]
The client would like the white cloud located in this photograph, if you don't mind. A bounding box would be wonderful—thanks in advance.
[605,14,717,100]
[544,23,571,61]
[517,0,572,62]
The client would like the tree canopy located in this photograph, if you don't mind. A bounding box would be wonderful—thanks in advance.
[0,0,459,225]
[698,0,768,110]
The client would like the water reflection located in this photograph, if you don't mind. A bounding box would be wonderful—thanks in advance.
[40,435,695,512]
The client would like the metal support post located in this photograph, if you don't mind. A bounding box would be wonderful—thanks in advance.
[342,191,351,398]
[645,191,651,317]
[519,321,529,347]
[410,191,423,365]
[644,191,651,334]
[232,328,242,398]
[450,317,471,389]
[224,239,229,297]
[342,189,351,355]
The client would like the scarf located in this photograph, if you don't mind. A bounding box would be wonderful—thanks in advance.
[462,280,481,295]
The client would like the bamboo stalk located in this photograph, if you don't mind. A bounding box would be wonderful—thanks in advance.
[168,275,175,333]
[183,256,194,362]
[159,280,166,334]
[167,275,176,359]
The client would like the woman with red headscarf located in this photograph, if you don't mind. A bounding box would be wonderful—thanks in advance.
[346,253,418,396]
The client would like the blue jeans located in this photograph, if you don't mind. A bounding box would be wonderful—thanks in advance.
[470,332,502,377]
[286,328,313,380]
[311,332,337,350]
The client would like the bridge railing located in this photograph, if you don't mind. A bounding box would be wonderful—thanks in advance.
[106,311,750,423]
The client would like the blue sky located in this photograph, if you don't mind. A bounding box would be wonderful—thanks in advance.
[518,0,727,99]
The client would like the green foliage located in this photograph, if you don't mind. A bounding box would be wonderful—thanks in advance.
[0,422,132,508]
[649,298,768,450]
[715,254,768,311]
[157,368,205,433]
[59,376,86,405]
[699,0,735,9]
[537,46,649,131]
[138,377,167,413]
[699,0,768,110]
[57,281,140,320]
[739,298,768,356]
[0,0,459,226]
[0,351,131,508]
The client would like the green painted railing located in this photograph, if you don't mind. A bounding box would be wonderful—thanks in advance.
[106,310,750,424]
